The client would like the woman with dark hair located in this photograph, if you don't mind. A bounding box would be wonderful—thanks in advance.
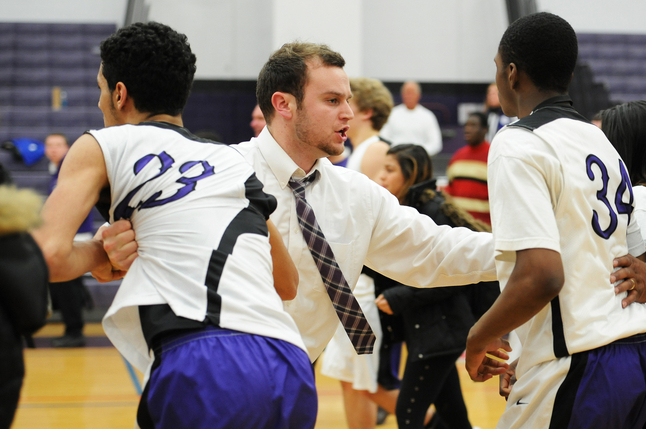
[601,100,646,241]
[375,144,498,429]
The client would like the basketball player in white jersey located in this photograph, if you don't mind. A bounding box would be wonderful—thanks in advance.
[465,12,646,428]
[33,22,317,429]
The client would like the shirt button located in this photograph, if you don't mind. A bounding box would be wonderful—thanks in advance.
[415,324,420,329]
[418,354,423,359]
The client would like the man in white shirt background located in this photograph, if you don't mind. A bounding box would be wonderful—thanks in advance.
[380,81,443,156]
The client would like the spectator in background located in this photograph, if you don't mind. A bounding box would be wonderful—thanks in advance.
[445,111,491,225]
[380,81,443,156]
[375,144,494,429]
[250,103,266,137]
[44,133,93,348]
[601,100,646,239]
[483,83,515,142]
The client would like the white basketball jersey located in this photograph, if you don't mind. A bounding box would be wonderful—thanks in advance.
[488,97,646,374]
[89,122,305,372]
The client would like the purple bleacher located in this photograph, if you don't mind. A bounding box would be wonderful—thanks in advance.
[14,34,49,50]
[594,33,630,44]
[50,108,94,128]
[597,44,629,59]
[0,34,15,50]
[87,109,103,127]
[577,33,597,44]
[14,23,50,35]
[50,51,88,68]
[0,88,12,105]
[0,51,15,67]
[50,67,97,87]
[64,87,99,107]
[13,68,52,86]
[0,68,12,86]
[49,34,85,51]
[11,87,52,107]
[0,23,15,34]
[626,45,646,60]
[1,107,50,127]
[625,34,646,44]
[14,50,51,67]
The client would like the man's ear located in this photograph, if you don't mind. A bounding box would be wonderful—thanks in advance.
[271,92,296,120]
[508,62,519,90]
[114,82,128,110]
[361,108,373,121]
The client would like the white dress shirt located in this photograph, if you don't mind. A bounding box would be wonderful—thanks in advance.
[380,104,443,155]
[235,128,496,360]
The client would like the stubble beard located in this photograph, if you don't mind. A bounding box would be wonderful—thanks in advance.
[294,106,344,157]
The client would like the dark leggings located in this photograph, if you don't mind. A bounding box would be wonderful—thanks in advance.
[49,277,85,336]
[396,351,471,429]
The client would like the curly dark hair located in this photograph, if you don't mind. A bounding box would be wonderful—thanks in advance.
[601,100,646,186]
[100,22,197,116]
[498,12,577,93]
[256,42,345,125]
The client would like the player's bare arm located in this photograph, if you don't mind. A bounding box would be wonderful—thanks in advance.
[465,247,564,382]
[32,134,110,282]
[267,219,299,300]
[611,253,646,306]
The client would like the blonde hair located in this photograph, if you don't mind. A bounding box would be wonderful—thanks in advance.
[350,77,394,131]
[0,186,43,235]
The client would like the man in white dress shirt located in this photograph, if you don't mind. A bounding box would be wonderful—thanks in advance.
[380,81,443,156]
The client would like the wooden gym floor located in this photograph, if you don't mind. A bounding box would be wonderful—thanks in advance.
[12,323,506,429]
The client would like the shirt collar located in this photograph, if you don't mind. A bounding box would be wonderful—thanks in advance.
[257,127,325,189]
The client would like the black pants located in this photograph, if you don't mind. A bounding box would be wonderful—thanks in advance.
[49,277,86,336]
[396,351,471,429]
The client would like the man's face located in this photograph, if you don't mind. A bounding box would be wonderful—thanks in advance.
[44,135,69,166]
[464,116,486,146]
[250,104,266,137]
[97,66,120,128]
[292,63,353,158]
[401,82,420,110]
[494,52,516,117]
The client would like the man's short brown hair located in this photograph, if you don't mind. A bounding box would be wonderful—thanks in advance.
[256,42,345,125]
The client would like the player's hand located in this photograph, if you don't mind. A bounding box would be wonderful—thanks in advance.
[465,335,511,382]
[611,254,646,307]
[91,258,128,283]
[499,358,518,399]
[101,219,139,271]
[375,294,393,315]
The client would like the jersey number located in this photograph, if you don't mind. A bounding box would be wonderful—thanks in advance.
[585,155,633,239]
[114,151,215,220]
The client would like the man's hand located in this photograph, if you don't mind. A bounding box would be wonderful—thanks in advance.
[499,358,518,399]
[101,219,138,271]
[375,294,393,315]
[612,254,646,307]
[465,335,511,382]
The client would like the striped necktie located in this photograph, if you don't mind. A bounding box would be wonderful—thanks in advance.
[288,174,375,354]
